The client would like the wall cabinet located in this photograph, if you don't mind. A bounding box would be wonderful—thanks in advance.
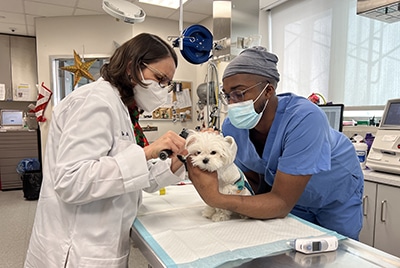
[0,34,38,102]
[0,35,12,101]
[0,130,39,190]
[360,181,400,257]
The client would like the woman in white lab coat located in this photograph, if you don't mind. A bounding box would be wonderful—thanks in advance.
[25,33,186,268]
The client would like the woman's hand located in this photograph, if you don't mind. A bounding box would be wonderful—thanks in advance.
[143,130,186,161]
[186,155,221,207]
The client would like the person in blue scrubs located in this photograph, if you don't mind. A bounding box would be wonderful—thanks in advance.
[187,46,363,240]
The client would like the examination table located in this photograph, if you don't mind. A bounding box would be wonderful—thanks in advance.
[130,184,400,267]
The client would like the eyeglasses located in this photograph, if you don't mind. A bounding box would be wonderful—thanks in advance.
[220,81,267,105]
[142,62,173,89]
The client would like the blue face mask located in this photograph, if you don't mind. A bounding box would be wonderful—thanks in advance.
[227,84,269,129]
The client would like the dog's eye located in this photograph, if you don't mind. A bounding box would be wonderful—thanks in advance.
[195,151,201,156]
[210,151,217,155]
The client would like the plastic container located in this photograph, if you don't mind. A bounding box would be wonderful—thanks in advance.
[159,187,166,195]
[353,135,368,169]
[364,132,375,154]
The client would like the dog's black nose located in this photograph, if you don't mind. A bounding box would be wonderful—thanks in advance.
[202,158,209,164]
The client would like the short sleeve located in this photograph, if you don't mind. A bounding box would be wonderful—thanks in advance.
[277,108,331,175]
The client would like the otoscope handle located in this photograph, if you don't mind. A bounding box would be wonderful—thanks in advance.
[158,128,189,161]
[159,149,173,160]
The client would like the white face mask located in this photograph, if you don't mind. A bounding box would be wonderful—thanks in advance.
[133,71,168,112]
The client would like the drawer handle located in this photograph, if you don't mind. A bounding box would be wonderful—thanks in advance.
[362,195,368,216]
[380,200,387,222]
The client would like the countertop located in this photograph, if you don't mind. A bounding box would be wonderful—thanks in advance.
[0,127,37,132]
[363,169,400,187]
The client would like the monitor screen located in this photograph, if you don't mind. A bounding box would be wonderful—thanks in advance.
[318,104,344,132]
[380,98,400,129]
[1,110,24,127]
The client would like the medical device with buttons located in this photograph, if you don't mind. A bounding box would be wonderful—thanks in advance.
[366,98,400,175]
[288,235,338,254]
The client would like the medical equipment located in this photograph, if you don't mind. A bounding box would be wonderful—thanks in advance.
[318,104,344,132]
[158,128,189,160]
[102,0,146,24]
[288,235,338,254]
[366,98,400,175]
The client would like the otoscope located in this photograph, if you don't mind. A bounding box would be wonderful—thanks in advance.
[158,128,189,160]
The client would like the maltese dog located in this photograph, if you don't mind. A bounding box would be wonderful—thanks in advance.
[185,131,254,222]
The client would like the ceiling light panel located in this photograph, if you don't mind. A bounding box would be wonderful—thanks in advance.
[139,0,188,9]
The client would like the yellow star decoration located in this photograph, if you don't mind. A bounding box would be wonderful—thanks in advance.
[61,50,97,87]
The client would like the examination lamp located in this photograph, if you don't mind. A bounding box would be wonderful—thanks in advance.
[102,0,146,24]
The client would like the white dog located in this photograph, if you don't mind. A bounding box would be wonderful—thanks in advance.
[185,131,254,222]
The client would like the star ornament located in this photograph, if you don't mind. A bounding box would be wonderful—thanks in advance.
[61,50,97,87]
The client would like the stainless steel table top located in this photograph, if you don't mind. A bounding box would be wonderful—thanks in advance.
[218,239,400,267]
[131,227,400,268]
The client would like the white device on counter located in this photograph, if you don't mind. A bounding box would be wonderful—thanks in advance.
[366,98,400,175]
[288,235,338,254]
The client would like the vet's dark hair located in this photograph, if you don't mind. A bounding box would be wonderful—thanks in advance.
[100,33,178,106]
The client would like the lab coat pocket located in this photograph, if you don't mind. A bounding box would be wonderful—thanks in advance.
[78,253,129,267]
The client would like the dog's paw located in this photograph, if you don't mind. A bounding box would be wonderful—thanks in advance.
[211,212,231,222]
[211,209,232,222]
[239,214,249,220]
[202,206,216,219]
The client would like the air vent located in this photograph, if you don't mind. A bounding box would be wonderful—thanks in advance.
[357,0,400,23]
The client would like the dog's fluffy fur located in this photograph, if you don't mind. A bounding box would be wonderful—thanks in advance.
[185,131,253,221]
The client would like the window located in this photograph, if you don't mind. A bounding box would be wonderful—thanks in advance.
[269,0,400,108]
[51,55,109,106]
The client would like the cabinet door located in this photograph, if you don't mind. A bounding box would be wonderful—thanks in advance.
[374,184,400,258]
[359,181,377,246]
[0,35,12,101]
[10,36,38,101]
[0,130,39,190]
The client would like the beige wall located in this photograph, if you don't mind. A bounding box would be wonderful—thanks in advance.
[35,14,213,157]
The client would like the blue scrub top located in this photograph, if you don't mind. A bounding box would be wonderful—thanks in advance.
[222,93,364,208]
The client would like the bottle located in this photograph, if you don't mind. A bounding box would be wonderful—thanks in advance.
[159,187,166,195]
[23,112,27,128]
[364,132,375,154]
[353,135,368,169]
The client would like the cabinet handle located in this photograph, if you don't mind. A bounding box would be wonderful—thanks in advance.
[362,195,368,216]
[380,200,387,222]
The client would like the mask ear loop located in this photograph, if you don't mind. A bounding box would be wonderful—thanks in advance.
[254,83,270,114]
[253,83,269,104]
[139,68,145,81]
[138,66,152,88]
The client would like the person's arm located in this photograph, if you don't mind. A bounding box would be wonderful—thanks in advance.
[187,158,311,219]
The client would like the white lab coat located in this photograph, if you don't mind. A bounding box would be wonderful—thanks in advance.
[24,78,184,268]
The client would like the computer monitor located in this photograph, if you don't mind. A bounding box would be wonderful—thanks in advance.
[318,104,344,132]
[0,109,24,128]
[379,98,400,129]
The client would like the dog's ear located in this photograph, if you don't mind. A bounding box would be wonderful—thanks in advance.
[186,129,197,135]
[185,132,197,147]
[224,136,237,156]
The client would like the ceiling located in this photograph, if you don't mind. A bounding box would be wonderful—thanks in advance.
[0,0,214,36]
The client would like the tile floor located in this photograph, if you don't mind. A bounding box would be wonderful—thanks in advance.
[0,189,149,268]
